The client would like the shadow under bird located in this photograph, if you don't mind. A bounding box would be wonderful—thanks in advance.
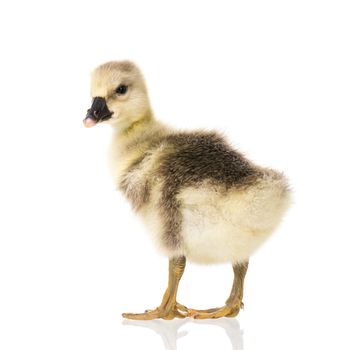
[83,61,291,320]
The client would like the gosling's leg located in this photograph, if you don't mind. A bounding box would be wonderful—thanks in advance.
[122,256,189,320]
[191,261,249,319]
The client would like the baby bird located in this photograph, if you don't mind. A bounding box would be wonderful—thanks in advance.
[83,61,290,320]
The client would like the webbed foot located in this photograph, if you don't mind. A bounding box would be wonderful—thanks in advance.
[189,302,243,319]
[123,302,191,320]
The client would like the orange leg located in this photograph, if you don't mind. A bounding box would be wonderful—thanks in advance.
[190,261,249,319]
[122,256,189,320]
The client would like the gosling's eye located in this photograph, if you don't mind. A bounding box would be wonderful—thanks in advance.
[115,84,128,95]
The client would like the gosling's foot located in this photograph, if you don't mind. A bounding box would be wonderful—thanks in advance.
[122,302,191,320]
[189,302,243,319]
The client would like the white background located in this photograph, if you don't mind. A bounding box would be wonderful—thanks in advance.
[1,1,344,349]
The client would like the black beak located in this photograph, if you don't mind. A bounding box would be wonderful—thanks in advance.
[83,97,113,128]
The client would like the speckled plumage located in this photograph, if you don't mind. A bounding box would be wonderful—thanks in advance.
[120,131,260,249]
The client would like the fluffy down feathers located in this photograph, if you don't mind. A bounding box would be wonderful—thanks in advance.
[112,128,290,264]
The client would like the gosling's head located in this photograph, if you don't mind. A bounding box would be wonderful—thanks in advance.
[84,61,152,129]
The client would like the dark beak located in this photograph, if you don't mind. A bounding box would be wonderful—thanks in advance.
[83,97,113,128]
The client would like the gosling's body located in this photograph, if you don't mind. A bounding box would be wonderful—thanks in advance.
[84,61,291,319]
[111,125,289,265]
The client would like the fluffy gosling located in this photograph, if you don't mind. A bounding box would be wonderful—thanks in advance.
[83,60,291,320]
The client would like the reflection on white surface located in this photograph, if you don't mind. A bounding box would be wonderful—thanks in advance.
[123,318,243,350]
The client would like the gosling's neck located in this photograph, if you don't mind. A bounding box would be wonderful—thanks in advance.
[114,111,166,145]
[109,111,169,185]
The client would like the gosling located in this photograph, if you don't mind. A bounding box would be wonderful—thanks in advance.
[83,61,290,320]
